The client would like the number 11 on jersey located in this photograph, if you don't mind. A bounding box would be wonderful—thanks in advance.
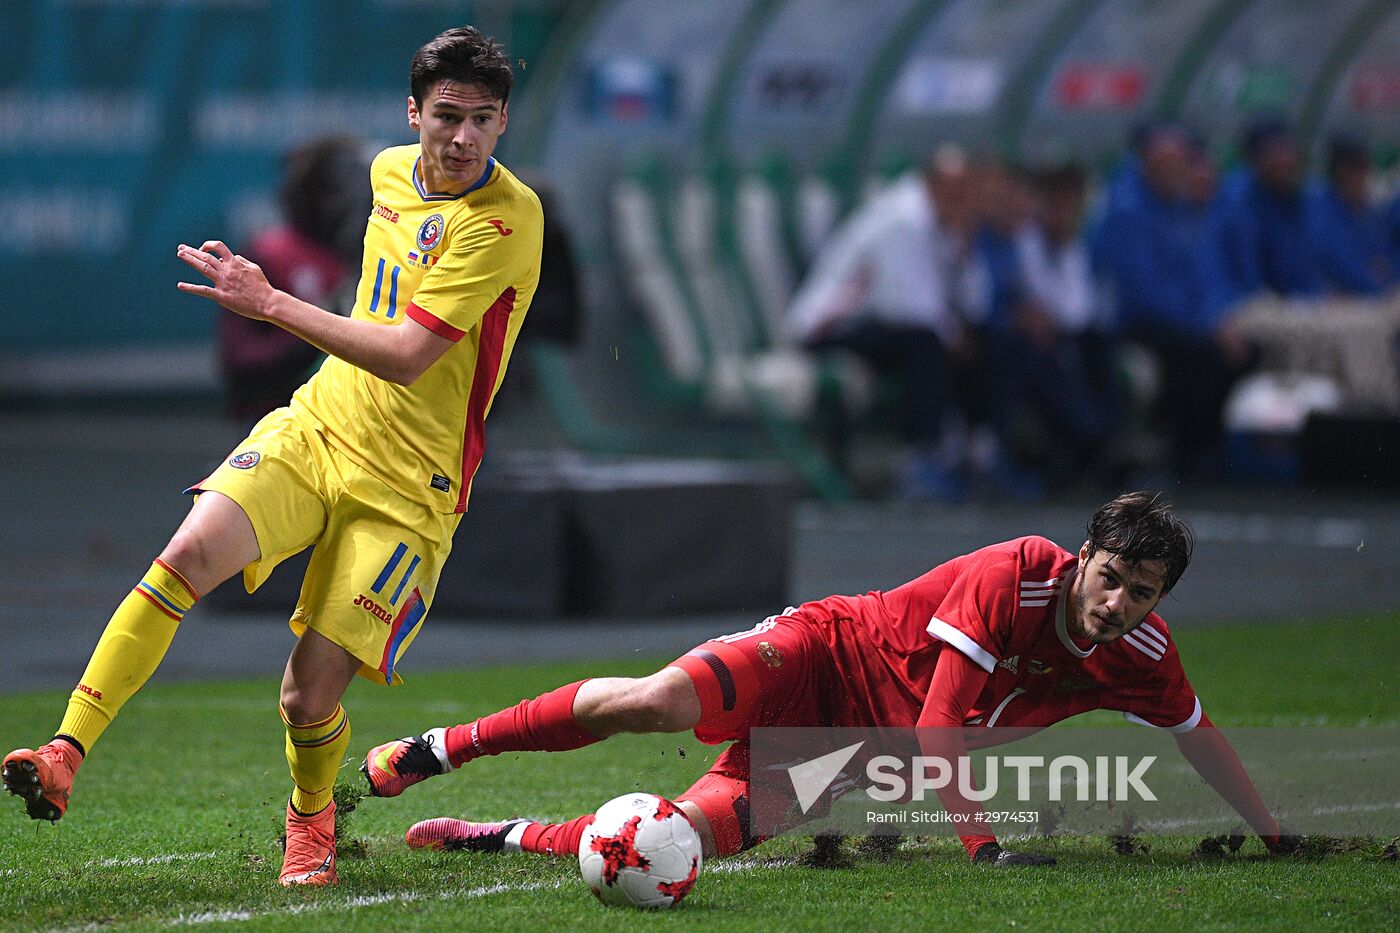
[369,258,401,319]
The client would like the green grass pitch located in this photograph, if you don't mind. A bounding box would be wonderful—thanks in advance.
[2,615,1397,931]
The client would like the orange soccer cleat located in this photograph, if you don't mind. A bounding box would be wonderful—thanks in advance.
[2,739,83,822]
[279,800,338,886]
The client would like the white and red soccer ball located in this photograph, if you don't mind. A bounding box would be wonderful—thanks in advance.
[578,792,703,909]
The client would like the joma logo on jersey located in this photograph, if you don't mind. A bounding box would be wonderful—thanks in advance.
[487,218,513,236]
[76,683,103,701]
[373,203,400,224]
[354,593,394,624]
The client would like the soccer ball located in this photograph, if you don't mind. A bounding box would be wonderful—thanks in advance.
[578,792,703,909]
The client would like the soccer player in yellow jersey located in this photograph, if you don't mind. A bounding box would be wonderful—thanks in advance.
[2,26,541,887]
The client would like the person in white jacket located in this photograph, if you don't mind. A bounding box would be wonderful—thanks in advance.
[788,147,978,500]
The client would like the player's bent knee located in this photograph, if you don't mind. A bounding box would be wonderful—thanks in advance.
[157,531,209,588]
[158,528,241,598]
[278,686,334,726]
[632,668,701,733]
[278,686,310,724]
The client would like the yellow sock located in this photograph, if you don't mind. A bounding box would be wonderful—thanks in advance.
[284,704,350,815]
[57,560,197,752]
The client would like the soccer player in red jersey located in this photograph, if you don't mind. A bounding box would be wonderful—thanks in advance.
[364,492,1298,865]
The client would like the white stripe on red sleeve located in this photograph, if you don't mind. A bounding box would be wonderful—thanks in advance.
[926,617,998,673]
[1123,697,1203,733]
[1121,629,1165,661]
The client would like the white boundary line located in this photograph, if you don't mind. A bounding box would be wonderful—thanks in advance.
[706,856,789,874]
[1130,800,1400,832]
[2,851,218,878]
[167,879,565,926]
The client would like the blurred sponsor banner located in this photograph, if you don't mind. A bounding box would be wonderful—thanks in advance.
[585,57,676,123]
[1053,62,1148,111]
[753,64,843,112]
[751,727,1400,838]
[892,56,1003,116]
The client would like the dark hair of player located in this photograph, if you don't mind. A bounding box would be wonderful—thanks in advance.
[410,26,514,108]
[1085,492,1194,593]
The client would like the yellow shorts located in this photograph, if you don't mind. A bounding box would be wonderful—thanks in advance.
[191,406,461,685]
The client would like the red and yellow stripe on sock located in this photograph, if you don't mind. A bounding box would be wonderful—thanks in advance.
[132,559,197,621]
[58,560,198,752]
[282,704,350,816]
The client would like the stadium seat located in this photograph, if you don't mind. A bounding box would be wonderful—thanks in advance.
[734,161,801,331]
[608,158,864,500]
[610,170,707,400]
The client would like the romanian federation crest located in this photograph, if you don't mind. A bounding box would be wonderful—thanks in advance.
[416,213,445,252]
[228,451,260,469]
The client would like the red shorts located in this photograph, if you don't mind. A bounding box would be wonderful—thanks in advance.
[667,613,837,745]
[668,613,838,855]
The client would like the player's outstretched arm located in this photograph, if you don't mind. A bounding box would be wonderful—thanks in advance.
[177,240,453,385]
[918,650,1056,866]
[1173,714,1298,853]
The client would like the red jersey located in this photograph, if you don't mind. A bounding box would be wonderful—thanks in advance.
[793,536,1201,734]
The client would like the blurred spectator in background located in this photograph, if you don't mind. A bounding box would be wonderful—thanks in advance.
[1309,135,1396,296]
[959,158,1045,500]
[1101,119,1171,215]
[1013,163,1121,486]
[218,136,372,425]
[787,145,973,500]
[1218,119,1322,299]
[1094,124,1250,479]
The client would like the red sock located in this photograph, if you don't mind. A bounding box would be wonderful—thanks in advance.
[445,680,599,768]
[518,814,596,857]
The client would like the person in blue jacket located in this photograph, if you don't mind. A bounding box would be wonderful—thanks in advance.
[1311,135,1395,296]
[1093,124,1250,479]
[1217,119,1322,298]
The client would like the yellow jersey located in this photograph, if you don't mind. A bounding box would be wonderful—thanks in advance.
[291,145,542,513]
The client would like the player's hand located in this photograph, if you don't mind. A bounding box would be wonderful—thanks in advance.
[971,842,1056,867]
[176,240,275,321]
